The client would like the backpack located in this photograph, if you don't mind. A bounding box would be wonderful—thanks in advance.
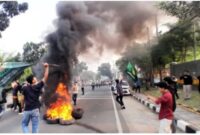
[168,86,176,112]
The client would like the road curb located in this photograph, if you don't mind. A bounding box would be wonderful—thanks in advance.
[132,94,200,133]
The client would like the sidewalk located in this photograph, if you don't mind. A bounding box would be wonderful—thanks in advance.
[130,91,200,133]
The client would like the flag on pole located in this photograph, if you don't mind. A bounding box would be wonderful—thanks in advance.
[126,62,138,82]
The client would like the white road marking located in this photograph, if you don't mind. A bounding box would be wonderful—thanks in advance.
[110,90,123,133]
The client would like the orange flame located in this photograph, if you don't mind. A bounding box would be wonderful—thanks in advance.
[46,83,73,120]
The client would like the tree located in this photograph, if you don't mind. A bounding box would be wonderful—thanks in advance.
[159,1,200,62]
[72,62,88,76]
[151,43,170,81]
[98,63,113,79]
[0,51,6,65]
[80,70,96,82]
[22,42,46,63]
[159,1,200,20]
[116,45,153,81]
[18,67,33,83]
[0,51,22,64]
[5,52,22,62]
[0,1,28,37]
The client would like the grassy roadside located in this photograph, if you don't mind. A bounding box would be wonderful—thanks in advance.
[138,87,200,112]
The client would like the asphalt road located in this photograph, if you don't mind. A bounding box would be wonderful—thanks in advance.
[0,86,183,133]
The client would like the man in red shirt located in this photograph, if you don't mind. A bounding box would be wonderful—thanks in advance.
[147,82,174,133]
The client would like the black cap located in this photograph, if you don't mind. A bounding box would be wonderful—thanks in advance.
[155,82,168,89]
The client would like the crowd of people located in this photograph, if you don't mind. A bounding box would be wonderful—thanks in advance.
[1,67,200,133]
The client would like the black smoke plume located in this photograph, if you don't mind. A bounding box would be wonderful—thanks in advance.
[33,1,158,106]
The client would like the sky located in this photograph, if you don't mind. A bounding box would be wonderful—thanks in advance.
[0,0,177,72]
[0,0,57,53]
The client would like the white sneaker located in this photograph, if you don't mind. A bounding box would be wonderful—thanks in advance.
[18,112,23,115]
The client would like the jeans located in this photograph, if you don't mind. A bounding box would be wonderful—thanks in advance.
[116,95,124,106]
[22,108,40,133]
[72,94,78,105]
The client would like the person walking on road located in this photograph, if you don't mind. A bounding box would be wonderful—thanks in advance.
[147,82,174,133]
[81,81,85,95]
[135,79,141,93]
[180,70,193,100]
[115,79,125,109]
[21,63,49,133]
[91,82,95,91]
[72,81,79,106]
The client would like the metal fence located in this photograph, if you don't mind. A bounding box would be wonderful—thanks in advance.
[170,60,200,77]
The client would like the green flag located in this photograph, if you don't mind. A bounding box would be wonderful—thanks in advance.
[126,62,138,82]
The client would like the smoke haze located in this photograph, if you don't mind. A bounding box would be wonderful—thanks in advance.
[33,1,171,106]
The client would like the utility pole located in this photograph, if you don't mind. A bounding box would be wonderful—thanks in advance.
[193,22,197,61]
[155,13,159,40]
[147,27,150,47]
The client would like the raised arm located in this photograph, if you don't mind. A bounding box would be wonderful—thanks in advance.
[42,63,49,83]
[147,95,157,102]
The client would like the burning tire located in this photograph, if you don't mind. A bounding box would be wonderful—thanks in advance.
[72,108,84,119]
[46,118,59,124]
[59,118,75,125]
[43,114,48,120]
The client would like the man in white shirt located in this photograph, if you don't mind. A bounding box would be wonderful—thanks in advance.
[72,82,79,106]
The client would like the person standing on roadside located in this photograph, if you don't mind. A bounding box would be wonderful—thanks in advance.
[180,70,193,100]
[147,82,174,133]
[21,63,49,133]
[163,77,177,133]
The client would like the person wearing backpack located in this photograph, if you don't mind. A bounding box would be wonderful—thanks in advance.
[163,77,177,133]
[147,82,174,133]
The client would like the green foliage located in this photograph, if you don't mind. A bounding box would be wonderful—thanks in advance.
[5,52,22,62]
[22,42,46,63]
[116,45,152,78]
[0,51,5,65]
[0,51,22,65]
[151,20,195,70]
[0,1,28,37]
[18,67,32,83]
[159,1,200,20]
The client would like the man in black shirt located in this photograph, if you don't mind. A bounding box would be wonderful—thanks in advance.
[21,63,49,133]
[180,70,193,100]
[115,79,125,109]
